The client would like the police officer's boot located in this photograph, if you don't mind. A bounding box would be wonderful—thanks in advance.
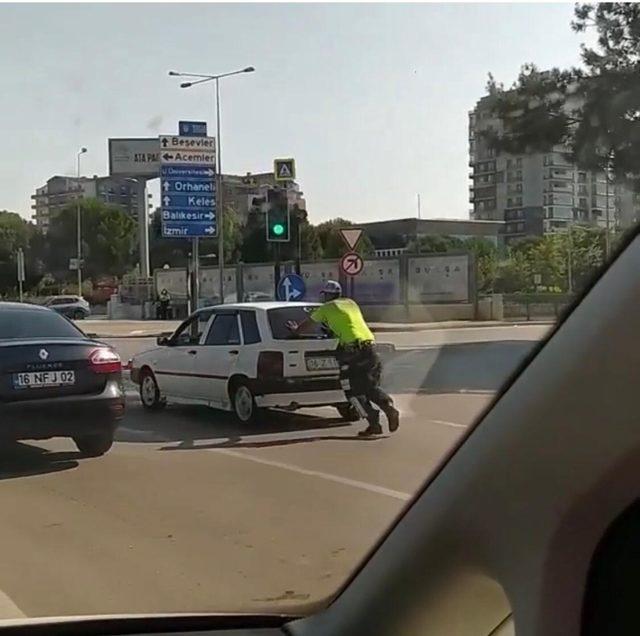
[383,404,400,433]
[358,402,383,436]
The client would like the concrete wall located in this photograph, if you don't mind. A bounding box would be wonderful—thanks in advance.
[361,304,475,323]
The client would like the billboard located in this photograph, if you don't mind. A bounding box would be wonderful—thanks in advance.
[407,254,470,303]
[109,138,161,177]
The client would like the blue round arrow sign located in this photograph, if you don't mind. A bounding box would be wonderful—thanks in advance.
[277,274,306,302]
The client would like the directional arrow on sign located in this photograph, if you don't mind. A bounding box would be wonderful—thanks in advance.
[161,138,169,148]
[283,278,302,300]
[205,226,215,235]
[163,195,170,206]
[162,181,170,192]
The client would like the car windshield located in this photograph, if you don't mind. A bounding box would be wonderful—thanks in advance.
[0,310,84,340]
[268,306,328,339]
[0,0,635,629]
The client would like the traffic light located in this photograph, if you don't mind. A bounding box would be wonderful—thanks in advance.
[266,188,290,242]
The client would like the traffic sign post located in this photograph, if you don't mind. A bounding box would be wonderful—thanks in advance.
[160,141,217,239]
[179,121,208,137]
[340,252,364,277]
[339,228,363,251]
[160,128,217,308]
[274,158,296,182]
[277,273,306,302]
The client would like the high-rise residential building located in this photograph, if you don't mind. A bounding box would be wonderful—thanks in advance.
[469,94,640,244]
[31,175,142,234]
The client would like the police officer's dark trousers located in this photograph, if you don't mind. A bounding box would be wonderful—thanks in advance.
[336,342,394,426]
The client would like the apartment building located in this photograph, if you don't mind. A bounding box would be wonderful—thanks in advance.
[32,175,142,234]
[222,172,306,224]
[469,94,640,244]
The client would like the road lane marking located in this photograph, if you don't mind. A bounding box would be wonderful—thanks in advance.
[429,419,467,429]
[0,590,25,619]
[214,449,412,501]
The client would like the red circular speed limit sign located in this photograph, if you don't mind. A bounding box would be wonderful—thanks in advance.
[340,251,364,277]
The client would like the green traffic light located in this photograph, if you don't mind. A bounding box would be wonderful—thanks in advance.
[273,223,285,236]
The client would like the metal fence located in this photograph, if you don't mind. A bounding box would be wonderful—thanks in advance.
[503,293,574,321]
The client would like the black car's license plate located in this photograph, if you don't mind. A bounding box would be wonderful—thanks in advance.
[13,370,76,389]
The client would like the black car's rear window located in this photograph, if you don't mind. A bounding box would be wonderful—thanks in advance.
[267,306,328,340]
[0,308,85,340]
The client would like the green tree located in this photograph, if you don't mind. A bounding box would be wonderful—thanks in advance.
[45,199,136,280]
[494,249,534,293]
[406,234,465,254]
[484,3,640,190]
[464,237,500,293]
[563,226,606,292]
[0,211,43,295]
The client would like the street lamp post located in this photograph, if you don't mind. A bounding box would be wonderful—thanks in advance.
[76,147,87,296]
[169,66,254,305]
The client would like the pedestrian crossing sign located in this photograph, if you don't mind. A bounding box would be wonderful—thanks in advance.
[274,158,296,182]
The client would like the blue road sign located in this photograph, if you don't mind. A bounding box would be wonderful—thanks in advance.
[161,165,215,179]
[277,274,306,302]
[179,121,208,137]
[161,162,216,239]
[161,193,216,209]
[162,221,217,238]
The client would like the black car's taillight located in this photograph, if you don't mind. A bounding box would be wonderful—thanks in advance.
[257,351,284,380]
[89,348,122,374]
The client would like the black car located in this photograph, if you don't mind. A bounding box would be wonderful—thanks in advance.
[0,302,124,456]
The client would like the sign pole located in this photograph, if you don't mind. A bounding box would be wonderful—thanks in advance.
[138,178,150,279]
[192,237,200,309]
[215,78,225,306]
[17,248,24,302]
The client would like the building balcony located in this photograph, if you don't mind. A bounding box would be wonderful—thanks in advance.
[544,185,574,194]
[545,169,574,180]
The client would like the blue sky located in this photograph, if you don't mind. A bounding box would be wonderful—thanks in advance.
[0,3,586,223]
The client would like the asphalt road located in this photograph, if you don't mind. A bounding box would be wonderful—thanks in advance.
[0,324,546,621]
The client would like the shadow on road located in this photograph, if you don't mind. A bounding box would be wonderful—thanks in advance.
[160,432,389,452]
[383,340,536,394]
[0,442,79,480]
[116,403,357,447]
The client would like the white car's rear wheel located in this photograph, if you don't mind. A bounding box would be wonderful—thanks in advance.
[140,370,166,411]
[232,381,261,424]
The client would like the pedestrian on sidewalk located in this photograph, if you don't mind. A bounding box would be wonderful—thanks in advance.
[287,280,399,436]
[158,289,171,320]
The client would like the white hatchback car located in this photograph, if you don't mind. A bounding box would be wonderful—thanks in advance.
[130,302,360,423]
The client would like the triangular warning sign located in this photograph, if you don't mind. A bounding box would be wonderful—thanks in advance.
[339,228,363,250]
[278,163,292,178]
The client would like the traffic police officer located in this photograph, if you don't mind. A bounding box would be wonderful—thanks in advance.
[288,280,399,436]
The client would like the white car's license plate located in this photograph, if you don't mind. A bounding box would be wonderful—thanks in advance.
[306,356,339,371]
[13,370,76,389]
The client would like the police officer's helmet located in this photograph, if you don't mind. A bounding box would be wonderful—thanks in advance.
[320,280,342,302]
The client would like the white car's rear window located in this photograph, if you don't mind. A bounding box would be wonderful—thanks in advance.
[268,306,329,340]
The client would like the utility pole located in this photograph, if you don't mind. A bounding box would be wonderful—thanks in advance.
[169,66,255,305]
[76,147,87,296]
[417,193,422,219]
